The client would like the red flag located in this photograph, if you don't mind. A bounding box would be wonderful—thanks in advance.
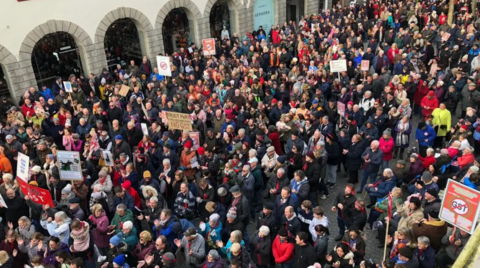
[387,192,393,219]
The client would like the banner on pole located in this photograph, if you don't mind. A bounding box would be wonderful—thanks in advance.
[202,38,216,56]
[57,151,83,181]
[17,177,54,207]
[330,60,347,72]
[156,56,172,77]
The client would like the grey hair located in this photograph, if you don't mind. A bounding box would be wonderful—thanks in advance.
[277,168,285,174]
[54,211,69,224]
[163,159,171,165]
[384,168,394,177]
[238,128,245,135]
[231,230,243,242]
[243,165,251,172]
[417,236,430,246]
[426,148,434,154]
[259,226,270,236]
[93,184,103,192]
[149,196,158,203]
[117,203,127,211]
[371,140,380,147]
[249,149,257,156]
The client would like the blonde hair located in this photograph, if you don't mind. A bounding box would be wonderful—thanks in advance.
[91,203,104,215]
[139,231,152,242]
[230,242,241,253]
[0,251,8,265]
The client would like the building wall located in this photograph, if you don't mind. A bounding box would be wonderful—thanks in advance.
[0,0,322,102]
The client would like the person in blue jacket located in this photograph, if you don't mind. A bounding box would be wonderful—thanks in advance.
[415,122,436,157]
[39,85,54,101]
[365,168,396,208]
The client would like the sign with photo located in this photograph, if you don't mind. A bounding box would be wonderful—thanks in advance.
[63,81,73,93]
[103,151,114,167]
[57,150,83,180]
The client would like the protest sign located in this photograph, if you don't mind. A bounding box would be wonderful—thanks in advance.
[202,38,216,56]
[156,56,172,77]
[17,153,30,182]
[166,112,193,131]
[361,60,370,71]
[189,132,200,149]
[56,150,83,181]
[337,101,345,115]
[119,85,130,97]
[0,194,7,208]
[103,151,114,167]
[439,179,480,234]
[63,81,73,93]
[17,177,54,207]
[330,59,347,72]
[141,123,149,136]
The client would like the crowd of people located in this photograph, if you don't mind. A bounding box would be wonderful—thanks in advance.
[0,0,479,268]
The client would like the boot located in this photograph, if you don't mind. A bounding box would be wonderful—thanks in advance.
[399,148,405,160]
[393,147,398,159]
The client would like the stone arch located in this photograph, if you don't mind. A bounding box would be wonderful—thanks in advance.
[204,0,243,37]
[95,7,158,65]
[0,44,21,102]
[156,0,206,55]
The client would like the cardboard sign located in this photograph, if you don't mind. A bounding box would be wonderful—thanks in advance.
[17,153,30,182]
[103,151,114,167]
[56,150,83,181]
[156,56,172,77]
[17,177,54,207]
[119,85,130,97]
[337,101,345,115]
[330,59,347,72]
[361,60,370,71]
[63,81,73,93]
[202,38,216,56]
[166,111,193,131]
[439,179,480,234]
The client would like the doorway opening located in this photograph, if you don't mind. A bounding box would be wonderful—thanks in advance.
[0,65,11,100]
[163,8,191,55]
[210,0,233,41]
[286,0,305,23]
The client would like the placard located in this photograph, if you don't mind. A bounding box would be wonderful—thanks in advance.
[156,56,172,77]
[189,132,200,149]
[330,60,347,72]
[141,123,149,136]
[361,60,370,71]
[439,179,480,234]
[56,150,83,181]
[103,151,114,167]
[17,177,54,207]
[119,85,130,97]
[17,153,30,182]
[63,81,73,93]
[0,194,7,208]
[166,111,193,131]
[202,38,216,56]
[337,101,346,115]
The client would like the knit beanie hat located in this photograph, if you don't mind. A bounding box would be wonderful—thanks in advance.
[113,254,126,266]
[110,235,122,247]
[209,213,220,223]
[61,184,72,194]
[163,252,176,265]
[227,207,237,219]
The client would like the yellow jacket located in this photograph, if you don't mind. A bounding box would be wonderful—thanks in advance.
[431,108,451,137]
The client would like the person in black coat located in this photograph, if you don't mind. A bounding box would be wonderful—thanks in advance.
[274,187,298,222]
[344,134,365,184]
[2,189,29,229]
[126,122,143,148]
[332,184,357,241]
[294,232,316,268]
[114,138,132,160]
[249,227,272,267]
[257,202,278,239]
[281,206,302,237]
[305,151,321,204]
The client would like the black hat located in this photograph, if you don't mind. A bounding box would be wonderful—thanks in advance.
[277,155,286,164]
[399,248,413,259]
[263,202,274,210]
[69,197,80,204]
[278,226,288,237]
[428,209,440,219]
[183,227,197,237]
[426,188,438,198]
[418,122,426,129]
[292,130,300,137]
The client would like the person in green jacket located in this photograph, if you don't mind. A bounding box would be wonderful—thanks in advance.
[110,204,134,233]
[367,187,403,228]
[115,221,138,252]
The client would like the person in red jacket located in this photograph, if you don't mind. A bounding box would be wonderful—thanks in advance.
[421,91,439,120]
[21,98,36,118]
[379,129,395,170]
[122,180,142,209]
[272,226,295,267]
[414,80,430,116]
[458,146,475,169]
[418,148,436,170]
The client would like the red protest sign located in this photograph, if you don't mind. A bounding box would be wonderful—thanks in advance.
[439,179,480,234]
[361,60,370,71]
[17,177,54,207]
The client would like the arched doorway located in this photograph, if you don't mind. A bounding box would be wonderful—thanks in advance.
[286,0,305,22]
[210,0,236,41]
[104,18,145,71]
[162,8,191,55]
[31,32,85,89]
[0,65,10,99]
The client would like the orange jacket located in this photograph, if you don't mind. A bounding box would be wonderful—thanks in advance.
[0,154,12,174]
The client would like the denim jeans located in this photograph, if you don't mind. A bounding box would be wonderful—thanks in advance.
[281,260,294,268]
[359,170,378,193]
[337,214,349,235]
[326,164,338,184]
[309,191,317,207]
[381,160,389,170]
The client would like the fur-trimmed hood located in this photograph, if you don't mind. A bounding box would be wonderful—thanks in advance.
[142,185,158,199]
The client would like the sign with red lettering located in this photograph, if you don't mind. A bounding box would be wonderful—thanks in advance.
[17,177,54,207]
[202,38,216,56]
[439,179,480,234]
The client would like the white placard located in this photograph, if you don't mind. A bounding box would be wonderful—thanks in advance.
[141,123,149,136]
[17,153,30,182]
[63,81,73,93]
[0,194,7,208]
[56,150,83,180]
[103,151,114,167]
[330,59,347,72]
[156,56,172,77]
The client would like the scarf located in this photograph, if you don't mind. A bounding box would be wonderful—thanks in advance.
[70,222,90,252]
[231,195,241,207]
[395,121,410,146]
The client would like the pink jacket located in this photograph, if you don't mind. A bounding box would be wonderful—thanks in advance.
[379,137,394,161]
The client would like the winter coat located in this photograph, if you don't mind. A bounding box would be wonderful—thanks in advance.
[415,125,436,147]
[40,242,69,267]
[196,258,224,268]
[250,231,272,266]
[180,150,197,178]
[290,178,310,202]
[294,243,316,268]
[414,245,436,268]
[421,95,439,118]
[0,240,27,268]
[132,241,155,261]
[88,212,110,248]
[379,137,394,161]
[460,87,480,111]
[111,209,134,232]
[272,235,295,264]
[441,228,470,260]
[326,249,355,268]
[116,227,139,251]
[361,147,383,173]
[345,142,365,171]
[178,235,205,265]
[333,193,357,223]
[313,234,329,264]
[412,219,448,252]
[431,108,451,137]
[41,218,71,245]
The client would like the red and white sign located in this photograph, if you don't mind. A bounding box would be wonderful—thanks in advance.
[156,56,171,77]
[440,179,480,234]
[17,177,54,207]
[361,60,370,71]
[337,101,345,116]
[202,38,216,56]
